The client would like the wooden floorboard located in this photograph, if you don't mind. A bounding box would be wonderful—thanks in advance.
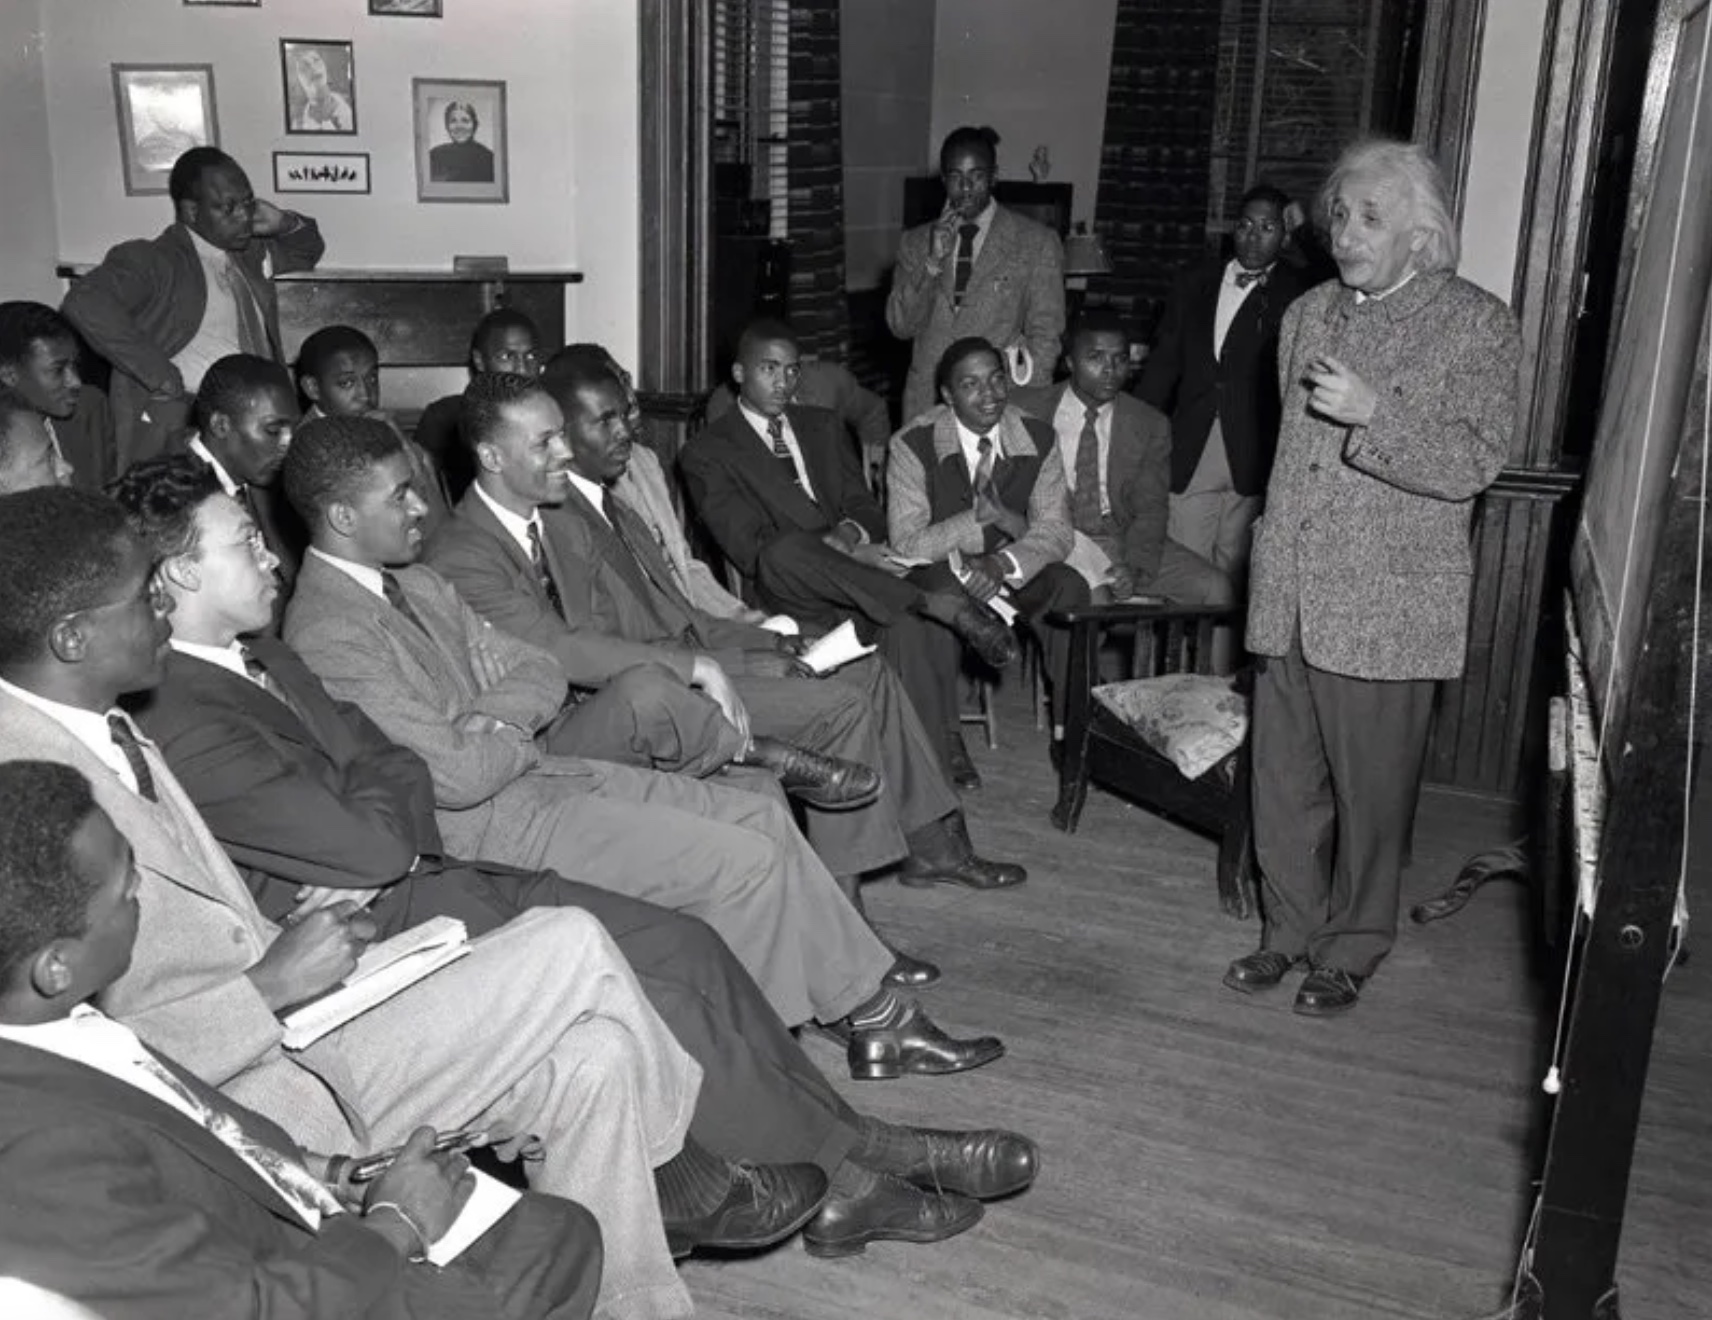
[685,684,1711,1320]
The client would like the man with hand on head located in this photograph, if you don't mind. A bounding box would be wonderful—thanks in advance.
[0,302,110,490]
[61,147,323,471]
[0,760,605,1319]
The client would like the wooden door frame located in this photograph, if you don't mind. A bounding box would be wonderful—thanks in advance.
[1411,0,1490,223]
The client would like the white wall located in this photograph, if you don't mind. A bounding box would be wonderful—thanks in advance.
[928,0,1117,227]
[37,0,638,364]
[0,0,62,305]
[1459,0,1552,301]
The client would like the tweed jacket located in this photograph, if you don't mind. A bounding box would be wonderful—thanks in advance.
[1137,255,1314,495]
[615,443,757,621]
[283,551,613,864]
[886,205,1067,418]
[0,688,366,1150]
[61,219,324,470]
[887,403,1074,583]
[1247,270,1519,680]
[1010,381,1175,581]
[680,403,888,578]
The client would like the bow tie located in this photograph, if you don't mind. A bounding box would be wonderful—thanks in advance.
[1233,267,1269,289]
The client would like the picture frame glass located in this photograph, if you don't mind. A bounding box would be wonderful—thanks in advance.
[412,78,508,203]
[370,0,443,15]
[112,65,218,196]
[281,40,356,135]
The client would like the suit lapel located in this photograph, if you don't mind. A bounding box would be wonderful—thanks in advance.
[456,490,550,606]
[297,555,458,695]
[967,206,1017,302]
[738,408,827,529]
[166,650,313,753]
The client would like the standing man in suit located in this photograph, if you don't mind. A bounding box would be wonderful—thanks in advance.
[0,487,830,1319]
[887,126,1067,420]
[1225,141,1518,1014]
[680,318,1021,778]
[889,337,1087,771]
[1013,310,1232,610]
[282,416,1005,1078]
[0,760,605,1319]
[60,148,323,473]
[1138,184,1314,588]
[111,454,1027,1261]
[0,302,113,491]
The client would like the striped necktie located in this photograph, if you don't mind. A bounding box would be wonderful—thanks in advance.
[527,521,565,619]
[953,223,980,308]
[107,713,158,803]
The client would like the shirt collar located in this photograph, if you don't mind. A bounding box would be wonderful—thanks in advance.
[184,224,232,268]
[954,415,1000,452]
[737,399,789,443]
[308,546,385,599]
[0,676,142,789]
[169,637,249,681]
[1354,269,1419,304]
[1060,389,1112,423]
[473,480,538,555]
[567,471,610,522]
[188,434,241,495]
[0,1004,134,1053]
[967,199,997,241]
[1225,258,1275,286]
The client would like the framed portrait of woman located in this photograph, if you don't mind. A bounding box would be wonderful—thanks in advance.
[280,39,357,135]
[412,77,508,203]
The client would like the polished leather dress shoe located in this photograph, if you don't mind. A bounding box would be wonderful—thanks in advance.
[802,1169,983,1258]
[882,948,942,989]
[846,1005,1004,1081]
[891,1128,1039,1200]
[742,736,882,810]
[663,1161,829,1256]
[1222,949,1303,994]
[945,733,983,790]
[897,851,1026,890]
[1293,966,1365,1016]
[949,596,1018,668]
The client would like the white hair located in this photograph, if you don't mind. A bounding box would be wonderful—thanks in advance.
[1319,138,1460,274]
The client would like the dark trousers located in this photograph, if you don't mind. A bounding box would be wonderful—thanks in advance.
[270,859,862,1178]
[1250,638,1436,977]
[540,661,743,778]
[406,1190,604,1320]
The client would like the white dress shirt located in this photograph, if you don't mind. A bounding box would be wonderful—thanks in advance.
[0,677,144,794]
[307,546,385,599]
[1213,259,1273,360]
[1053,391,1114,519]
[172,227,267,392]
[473,480,543,557]
[737,400,817,502]
[170,637,253,684]
[932,199,997,271]
[568,472,611,525]
[951,417,1021,582]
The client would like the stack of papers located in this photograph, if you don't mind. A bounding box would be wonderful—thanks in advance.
[282,916,470,1050]
[799,619,877,676]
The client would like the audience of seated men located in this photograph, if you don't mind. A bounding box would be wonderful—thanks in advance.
[60,148,323,472]
[0,301,111,490]
[705,351,893,490]
[889,336,1088,780]
[415,307,544,500]
[108,454,1030,1262]
[1012,309,1233,617]
[0,759,605,1319]
[279,416,1004,1077]
[0,487,827,1319]
[0,386,75,496]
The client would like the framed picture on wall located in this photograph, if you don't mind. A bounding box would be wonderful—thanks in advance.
[274,151,371,195]
[111,64,219,196]
[183,1,261,7]
[412,78,508,203]
[370,0,443,15]
[281,39,357,135]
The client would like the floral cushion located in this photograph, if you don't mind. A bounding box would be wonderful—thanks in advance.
[1091,673,1249,780]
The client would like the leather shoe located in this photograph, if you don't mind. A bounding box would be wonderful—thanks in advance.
[663,1161,829,1257]
[889,1128,1039,1201]
[847,1004,1004,1081]
[1222,949,1303,994]
[803,1168,983,1258]
[945,732,983,790]
[898,851,1026,890]
[882,948,941,989]
[948,596,1018,668]
[1293,966,1365,1016]
[742,736,882,810]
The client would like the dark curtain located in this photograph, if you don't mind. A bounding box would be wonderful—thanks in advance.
[1092,0,1224,341]
[785,0,851,358]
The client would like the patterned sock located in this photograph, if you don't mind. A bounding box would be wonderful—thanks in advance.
[844,988,908,1031]
[849,1114,932,1175]
[653,1135,736,1222]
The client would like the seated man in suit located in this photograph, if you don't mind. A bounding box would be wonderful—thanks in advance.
[705,350,892,490]
[1012,310,1232,612]
[60,148,323,472]
[416,308,544,501]
[0,488,831,1319]
[0,387,76,495]
[682,318,1021,786]
[280,417,1005,1078]
[112,455,1028,1260]
[1137,184,1313,588]
[0,301,112,491]
[0,759,604,1319]
[890,336,1089,752]
[430,361,1025,902]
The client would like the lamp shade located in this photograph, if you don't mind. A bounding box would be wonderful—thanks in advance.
[1063,222,1112,277]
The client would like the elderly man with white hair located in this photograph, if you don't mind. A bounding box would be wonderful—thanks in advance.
[1222,137,1521,1015]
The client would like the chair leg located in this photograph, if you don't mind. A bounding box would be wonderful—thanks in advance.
[981,677,998,749]
[1050,733,1094,833]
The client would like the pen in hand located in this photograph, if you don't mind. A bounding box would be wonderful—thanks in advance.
[331,1128,488,1185]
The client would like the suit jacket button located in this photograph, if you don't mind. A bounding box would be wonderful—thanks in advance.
[231,928,246,944]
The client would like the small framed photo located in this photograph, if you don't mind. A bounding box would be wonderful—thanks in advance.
[183,1,261,7]
[274,150,371,195]
[370,0,442,15]
[412,78,508,204]
[281,39,356,135]
[111,64,219,197]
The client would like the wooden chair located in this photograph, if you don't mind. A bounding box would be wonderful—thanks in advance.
[1049,601,1258,918]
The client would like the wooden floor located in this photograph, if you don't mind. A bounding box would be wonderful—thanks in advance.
[686,684,1712,1320]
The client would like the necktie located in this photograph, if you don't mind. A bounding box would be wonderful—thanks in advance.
[238,644,305,722]
[1233,266,1268,289]
[972,435,996,502]
[132,1046,341,1225]
[766,415,802,489]
[953,223,980,308]
[107,713,158,803]
[380,570,432,639]
[225,257,270,357]
[1071,405,1105,535]
[527,521,565,619]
